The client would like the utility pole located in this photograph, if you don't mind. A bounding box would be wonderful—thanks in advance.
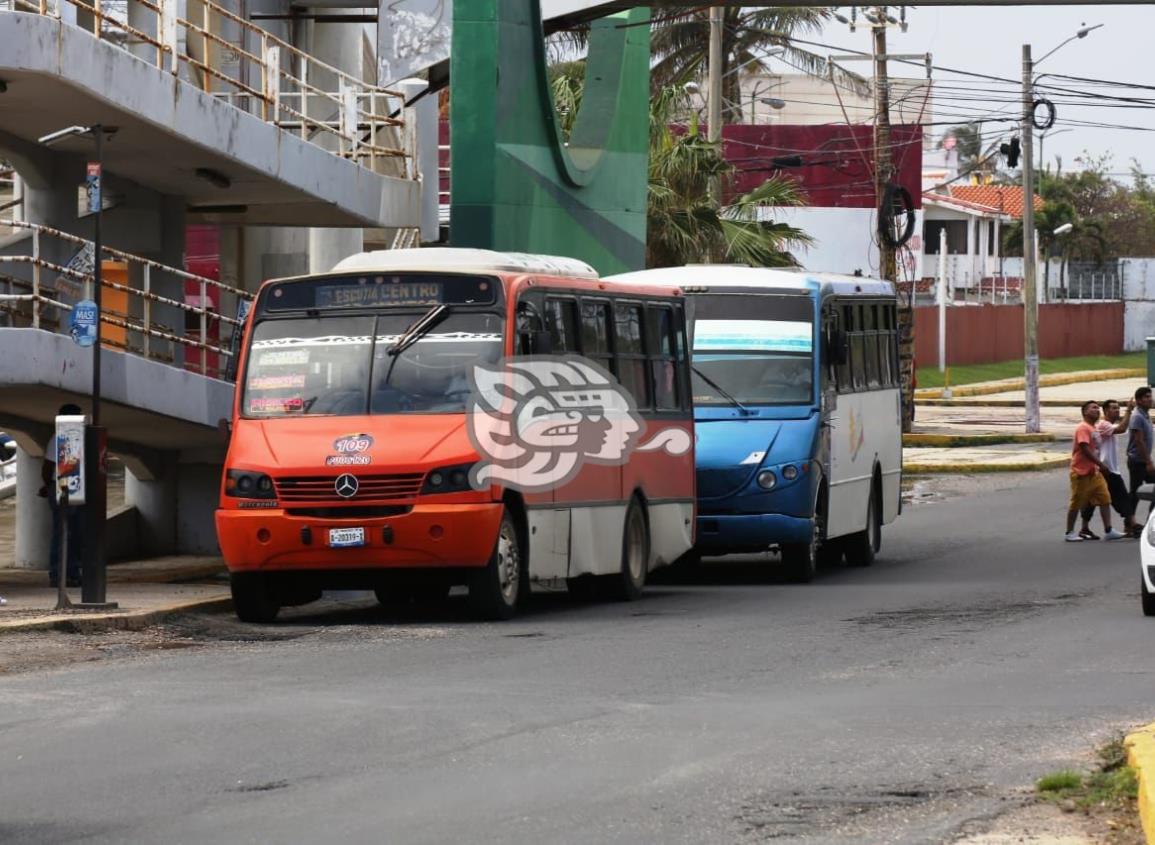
[869,7,912,432]
[707,5,724,208]
[1021,43,1040,434]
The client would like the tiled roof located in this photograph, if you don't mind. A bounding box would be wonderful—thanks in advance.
[943,185,1044,219]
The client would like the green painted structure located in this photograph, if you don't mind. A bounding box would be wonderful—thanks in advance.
[449,0,651,274]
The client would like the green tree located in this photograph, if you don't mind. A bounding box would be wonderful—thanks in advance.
[649,8,867,122]
[645,87,812,268]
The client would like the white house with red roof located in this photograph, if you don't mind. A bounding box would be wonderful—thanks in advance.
[921,184,1044,300]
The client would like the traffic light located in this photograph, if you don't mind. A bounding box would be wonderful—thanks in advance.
[1000,136,1021,169]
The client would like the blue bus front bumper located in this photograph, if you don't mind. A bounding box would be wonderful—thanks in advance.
[696,512,814,552]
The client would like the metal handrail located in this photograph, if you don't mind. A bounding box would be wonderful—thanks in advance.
[0,219,253,380]
[6,0,414,170]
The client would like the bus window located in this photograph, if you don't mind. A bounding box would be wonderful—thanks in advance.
[848,305,866,391]
[545,297,580,352]
[614,302,650,409]
[836,303,853,392]
[580,299,615,374]
[646,305,679,411]
[864,304,881,389]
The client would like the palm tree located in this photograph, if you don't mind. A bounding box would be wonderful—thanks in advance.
[1002,200,1108,297]
[646,87,812,268]
[650,8,868,122]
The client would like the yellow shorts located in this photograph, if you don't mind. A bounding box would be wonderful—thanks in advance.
[1069,471,1111,511]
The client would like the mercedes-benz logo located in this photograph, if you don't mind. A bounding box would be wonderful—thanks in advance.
[334,473,359,498]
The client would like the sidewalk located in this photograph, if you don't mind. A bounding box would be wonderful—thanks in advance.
[903,368,1151,474]
[0,556,230,633]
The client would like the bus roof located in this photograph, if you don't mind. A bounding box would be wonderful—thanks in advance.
[605,265,894,297]
[332,248,599,280]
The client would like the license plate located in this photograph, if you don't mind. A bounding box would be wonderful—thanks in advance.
[328,527,365,548]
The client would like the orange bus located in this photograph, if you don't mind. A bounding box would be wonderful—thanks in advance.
[216,249,696,622]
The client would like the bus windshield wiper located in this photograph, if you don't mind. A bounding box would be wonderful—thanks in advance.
[387,304,450,357]
[691,364,753,415]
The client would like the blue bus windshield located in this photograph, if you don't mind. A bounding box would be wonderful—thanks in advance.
[690,294,814,407]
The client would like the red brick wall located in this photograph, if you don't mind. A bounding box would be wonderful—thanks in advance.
[913,302,1124,367]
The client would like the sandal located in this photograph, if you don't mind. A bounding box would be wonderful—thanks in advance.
[1079,528,1100,540]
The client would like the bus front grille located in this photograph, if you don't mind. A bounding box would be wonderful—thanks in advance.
[275,474,425,502]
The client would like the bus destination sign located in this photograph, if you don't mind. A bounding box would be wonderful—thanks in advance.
[261,274,498,313]
[316,282,442,309]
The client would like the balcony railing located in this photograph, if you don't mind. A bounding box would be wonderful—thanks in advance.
[0,219,253,381]
[3,0,416,175]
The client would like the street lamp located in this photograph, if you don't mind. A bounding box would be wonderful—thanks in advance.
[1020,24,1101,434]
[37,123,118,609]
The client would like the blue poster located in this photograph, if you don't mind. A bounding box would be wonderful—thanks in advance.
[70,299,99,348]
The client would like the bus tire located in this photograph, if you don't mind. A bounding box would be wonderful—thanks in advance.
[611,497,649,601]
[231,573,281,624]
[1143,575,1155,617]
[468,508,522,620]
[782,526,818,584]
[845,478,882,567]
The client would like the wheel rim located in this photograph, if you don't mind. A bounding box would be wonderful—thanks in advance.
[626,508,645,584]
[497,520,519,604]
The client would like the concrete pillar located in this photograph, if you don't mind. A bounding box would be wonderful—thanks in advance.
[127,0,159,64]
[14,448,51,570]
[306,16,365,268]
[176,463,223,555]
[125,462,177,556]
[397,77,440,244]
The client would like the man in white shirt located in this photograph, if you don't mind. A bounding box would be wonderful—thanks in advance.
[1081,398,1138,539]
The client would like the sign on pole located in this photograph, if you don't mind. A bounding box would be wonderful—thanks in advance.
[55,414,87,506]
[70,299,99,348]
[85,162,101,215]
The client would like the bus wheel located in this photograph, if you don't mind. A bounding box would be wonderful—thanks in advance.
[611,497,649,601]
[845,482,881,567]
[1143,575,1155,617]
[782,525,818,584]
[231,573,281,624]
[469,509,522,620]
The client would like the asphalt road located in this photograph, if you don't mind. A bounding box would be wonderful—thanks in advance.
[1,470,1153,844]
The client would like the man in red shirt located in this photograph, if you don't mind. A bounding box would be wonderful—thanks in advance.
[1066,400,1125,542]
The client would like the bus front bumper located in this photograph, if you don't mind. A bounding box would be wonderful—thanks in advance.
[215,502,503,573]
[695,513,814,553]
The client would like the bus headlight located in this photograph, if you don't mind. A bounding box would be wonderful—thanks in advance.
[756,470,777,490]
[422,463,477,494]
[226,469,277,500]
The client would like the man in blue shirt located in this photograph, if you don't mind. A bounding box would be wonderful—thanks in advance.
[1127,386,1155,522]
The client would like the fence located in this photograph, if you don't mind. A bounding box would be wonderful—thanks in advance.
[2,0,415,174]
[913,301,1124,368]
[0,220,253,380]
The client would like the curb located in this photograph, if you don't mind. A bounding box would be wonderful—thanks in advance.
[1126,723,1155,845]
[0,595,233,635]
[917,398,1121,408]
[903,433,1056,447]
[903,456,1069,475]
[915,367,1144,400]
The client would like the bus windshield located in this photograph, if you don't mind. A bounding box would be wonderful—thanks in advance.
[690,293,814,407]
[242,311,504,417]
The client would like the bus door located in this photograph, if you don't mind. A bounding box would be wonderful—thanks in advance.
[515,290,572,582]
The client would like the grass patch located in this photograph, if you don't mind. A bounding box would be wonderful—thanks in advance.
[1035,735,1139,812]
[916,351,1145,390]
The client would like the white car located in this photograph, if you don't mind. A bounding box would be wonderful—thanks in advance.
[1143,510,1155,616]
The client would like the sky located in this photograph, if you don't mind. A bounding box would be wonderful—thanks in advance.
[777,4,1155,181]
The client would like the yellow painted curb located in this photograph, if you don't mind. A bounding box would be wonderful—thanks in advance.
[915,368,1145,400]
[1126,723,1155,845]
[903,456,1069,475]
[0,595,233,634]
[903,433,1055,447]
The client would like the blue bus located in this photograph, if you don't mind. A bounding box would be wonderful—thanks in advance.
[608,266,902,581]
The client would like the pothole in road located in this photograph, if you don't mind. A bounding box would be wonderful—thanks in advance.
[733,784,986,839]
[845,595,1083,633]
